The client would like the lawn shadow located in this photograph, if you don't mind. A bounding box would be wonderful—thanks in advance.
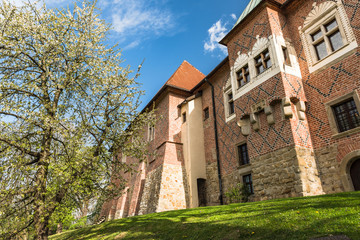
[50,192,360,240]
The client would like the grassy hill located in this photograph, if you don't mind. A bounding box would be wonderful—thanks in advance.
[50,191,360,240]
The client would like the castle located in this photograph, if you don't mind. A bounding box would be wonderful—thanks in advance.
[101,0,360,219]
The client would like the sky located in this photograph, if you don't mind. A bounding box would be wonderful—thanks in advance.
[9,0,250,109]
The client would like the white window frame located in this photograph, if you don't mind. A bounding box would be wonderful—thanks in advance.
[148,124,155,141]
[224,86,236,122]
[299,1,357,73]
[274,36,302,79]
[235,64,250,89]
[231,35,280,99]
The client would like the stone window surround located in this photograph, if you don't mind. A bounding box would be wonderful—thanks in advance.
[235,141,250,168]
[230,36,280,100]
[229,34,302,103]
[339,150,360,192]
[325,90,360,139]
[275,37,302,79]
[224,86,236,122]
[299,1,358,73]
[235,64,250,89]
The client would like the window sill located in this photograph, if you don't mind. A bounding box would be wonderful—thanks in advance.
[226,113,236,123]
[237,164,252,174]
[234,65,280,99]
[237,82,249,90]
[237,163,251,170]
[332,126,360,140]
[309,41,358,73]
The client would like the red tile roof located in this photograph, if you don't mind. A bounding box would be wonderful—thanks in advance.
[165,60,205,91]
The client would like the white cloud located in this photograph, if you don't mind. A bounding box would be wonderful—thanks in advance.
[124,40,140,50]
[231,13,237,20]
[204,20,228,55]
[110,0,174,36]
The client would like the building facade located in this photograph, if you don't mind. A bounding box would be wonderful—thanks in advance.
[101,0,360,219]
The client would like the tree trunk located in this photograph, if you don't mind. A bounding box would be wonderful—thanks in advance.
[56,223,63,234]
[33,139,51,240]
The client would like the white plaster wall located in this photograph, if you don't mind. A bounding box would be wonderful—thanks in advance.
[181,97,207,208]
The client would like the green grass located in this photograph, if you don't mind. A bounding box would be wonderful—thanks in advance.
[50,191,360,240]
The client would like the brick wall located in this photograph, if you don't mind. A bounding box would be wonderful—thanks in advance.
[102,0,360,218]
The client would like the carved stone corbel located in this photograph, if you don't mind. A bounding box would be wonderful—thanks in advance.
[296,101,306,120]
[264,105,275,125]
[250,113,260,131]
[282,97,293,118]
[237,118,251,136]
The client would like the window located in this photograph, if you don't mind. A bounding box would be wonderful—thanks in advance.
[182,112,186,123]
[148,124,155,141]
[243,174,254,194]
[299,1,357,73]
[332,99,360,132]
[204,107,209,120]
[255,49,271,75]
[237,143,250,166]
[282,47,291,66]
[228,93,235,115]
[236,65,250,88]
[310,18,343,61]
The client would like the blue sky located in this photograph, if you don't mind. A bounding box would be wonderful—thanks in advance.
[11,0,250,109]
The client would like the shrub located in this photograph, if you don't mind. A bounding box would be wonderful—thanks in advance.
[225,183,251,203]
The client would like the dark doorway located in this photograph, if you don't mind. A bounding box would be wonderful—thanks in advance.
[350,159,360,191]
[197,178,207,207]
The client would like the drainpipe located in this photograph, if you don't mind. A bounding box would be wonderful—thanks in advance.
[204,78,224,205]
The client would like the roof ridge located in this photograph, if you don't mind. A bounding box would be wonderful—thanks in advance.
[164,60,205,85]
[165,60,188,85]
[233,0,262,28]
[180,60,205,78]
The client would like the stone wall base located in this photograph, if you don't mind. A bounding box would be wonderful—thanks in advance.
[314,144,344,194]
[221,145,324,202]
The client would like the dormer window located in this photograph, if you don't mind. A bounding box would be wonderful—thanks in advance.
[236,65,250,88]
[255,49,271,75]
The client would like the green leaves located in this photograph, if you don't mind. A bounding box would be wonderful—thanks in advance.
[0,0,154,238]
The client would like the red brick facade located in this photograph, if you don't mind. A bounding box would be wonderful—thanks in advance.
[102,0,360,219]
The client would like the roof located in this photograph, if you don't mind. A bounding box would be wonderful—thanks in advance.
[165,60,205,91]
[141,60,205,112]
[233,0,262,28]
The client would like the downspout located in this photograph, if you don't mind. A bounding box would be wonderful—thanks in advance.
[204,78,224,205]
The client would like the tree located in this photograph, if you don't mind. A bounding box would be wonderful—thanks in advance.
[0,1,154,239]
